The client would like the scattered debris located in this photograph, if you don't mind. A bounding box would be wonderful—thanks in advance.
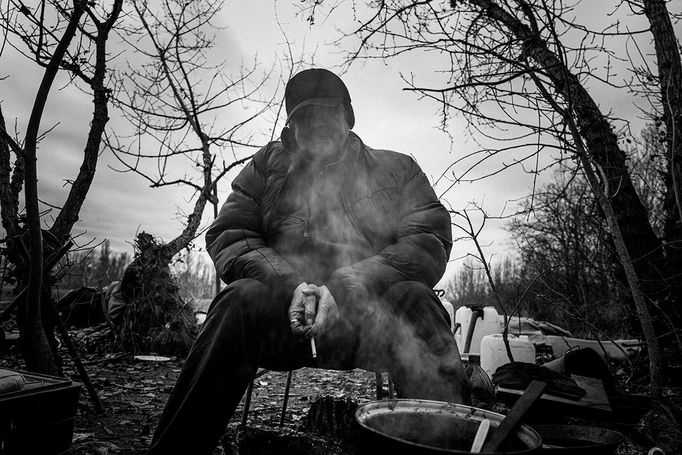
[637,399,682,454]
[133,355,171,362]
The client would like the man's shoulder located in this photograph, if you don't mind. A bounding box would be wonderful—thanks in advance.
[359,138,418,175]
[253,140,286,161]
[251,141,291,174]
[368,147,415,164]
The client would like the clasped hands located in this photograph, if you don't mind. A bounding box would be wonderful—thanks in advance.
[288,282,339,339]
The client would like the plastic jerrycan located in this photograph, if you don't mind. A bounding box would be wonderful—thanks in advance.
[454,306,502,355]
[480,333,536,378]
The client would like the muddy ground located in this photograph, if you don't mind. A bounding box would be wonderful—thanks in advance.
[1,330,679,454]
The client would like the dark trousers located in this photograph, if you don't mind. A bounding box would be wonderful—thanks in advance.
[148,279,469,455]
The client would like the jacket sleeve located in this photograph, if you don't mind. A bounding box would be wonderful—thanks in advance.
[328,158,452,306]
[205,147,302,294]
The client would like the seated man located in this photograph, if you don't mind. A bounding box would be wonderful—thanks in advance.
[149,68,470,455]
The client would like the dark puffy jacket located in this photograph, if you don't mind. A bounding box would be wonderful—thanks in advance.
[206,132,452,305]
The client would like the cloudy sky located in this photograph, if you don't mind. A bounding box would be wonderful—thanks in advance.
[1,1,678,276]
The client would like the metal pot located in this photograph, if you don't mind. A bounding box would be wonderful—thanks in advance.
[532,425,625,454]
[355,399,542,454]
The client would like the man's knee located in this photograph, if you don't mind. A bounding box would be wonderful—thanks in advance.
[384,281,433,301]
[383,280,450,328]
[384,281,439,311]
[207,278,270,318]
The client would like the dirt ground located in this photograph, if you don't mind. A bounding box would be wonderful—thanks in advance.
[1,344,379,455]
[1,330,680,454]
[69,359,378,455]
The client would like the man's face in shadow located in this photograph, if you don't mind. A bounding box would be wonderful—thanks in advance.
[290,104,349,160]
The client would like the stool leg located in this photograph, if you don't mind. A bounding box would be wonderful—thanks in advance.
[375,371,383,399]
[241,380,255,426]
[241,370,271,426]
[279,370,294,426]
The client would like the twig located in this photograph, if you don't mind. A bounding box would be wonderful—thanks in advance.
[452,207,515,362]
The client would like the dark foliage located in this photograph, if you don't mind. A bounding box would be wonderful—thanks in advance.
[117,233,198,356]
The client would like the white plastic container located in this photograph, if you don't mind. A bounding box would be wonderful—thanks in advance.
[440,299,455,333]
[454,306,503,355]
[480,333,536,378]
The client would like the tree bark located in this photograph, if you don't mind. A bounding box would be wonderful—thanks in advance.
[50,0,122,243]
[471,0,664,289]
[467,1,682,361]
[526,53,665,396]
[22,0,85,375]
[0,107,22,238]
[641,0,682,328]
[578,140,663,398]
[642,0,682,227]
[164,181,211,258]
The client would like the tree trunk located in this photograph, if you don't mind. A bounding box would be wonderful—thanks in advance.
[21,0,85,375]
[164,190,209,258]
[0,107,23,238]
[50,0,122,243]
[578,141,663,398]
[469,0,682,373]
[641,0,682,330]
[472,0,665,293]
[643,0,682,227]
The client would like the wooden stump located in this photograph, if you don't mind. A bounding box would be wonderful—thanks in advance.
[305,395,360,441]
[222,396,361,455]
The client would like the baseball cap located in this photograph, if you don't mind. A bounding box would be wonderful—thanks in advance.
[284,68,355,128]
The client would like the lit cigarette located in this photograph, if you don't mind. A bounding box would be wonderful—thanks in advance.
[310,336,317,359]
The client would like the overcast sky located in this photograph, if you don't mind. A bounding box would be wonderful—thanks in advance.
[1,1,679,277]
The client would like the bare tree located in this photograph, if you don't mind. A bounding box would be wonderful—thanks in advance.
[108,0,275,264]
[99,0,280,354]
[509,173,633,335]
[0,0,122,374]
[303,0,682,396]
[639,0,682,260]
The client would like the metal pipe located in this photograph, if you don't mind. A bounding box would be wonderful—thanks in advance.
[463,307,484,354]
[279,370,294,426]
[241,380,254,426]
